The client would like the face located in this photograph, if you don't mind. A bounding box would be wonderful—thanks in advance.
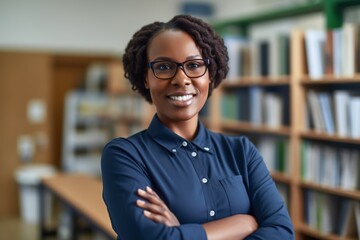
[145,30,210,126]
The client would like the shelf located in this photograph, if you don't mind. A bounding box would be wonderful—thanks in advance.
[222,76,290,88]
[298,222,358,240]
[301,75,360,85]
[221,120,291,136]
[336,0,360,8]
[271,172,291,184]
[300,181,360,200]
[300,131,360,145]
[211,2,360,239]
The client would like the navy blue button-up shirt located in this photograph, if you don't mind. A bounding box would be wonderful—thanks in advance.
[102,114,294,240]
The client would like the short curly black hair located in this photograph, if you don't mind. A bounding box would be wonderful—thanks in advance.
[122,14,229,103]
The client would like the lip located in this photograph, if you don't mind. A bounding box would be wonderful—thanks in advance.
[166,92,196,107]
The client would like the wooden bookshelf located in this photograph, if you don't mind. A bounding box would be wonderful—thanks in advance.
[298,223,358,240]
[221,120,291,136]
[300,181,360,200]
[222,76,290,87]
[300,131,360,145]
[212,1,360,239]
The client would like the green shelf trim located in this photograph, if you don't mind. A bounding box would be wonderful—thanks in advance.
[212,0,360,34]
[324,0,343,29]
[213,2,323,34]
[335,0,360,8]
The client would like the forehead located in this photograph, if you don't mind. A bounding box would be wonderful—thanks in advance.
[147,30,201,60]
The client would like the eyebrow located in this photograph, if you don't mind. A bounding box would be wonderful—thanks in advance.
[151,55,202,62]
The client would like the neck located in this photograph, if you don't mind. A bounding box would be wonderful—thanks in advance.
[160,115,199,141]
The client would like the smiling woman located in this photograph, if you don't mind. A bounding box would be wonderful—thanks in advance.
[101,14,294,240]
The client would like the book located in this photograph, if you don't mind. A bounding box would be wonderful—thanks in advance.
[349,96,360,139]
[334,90,350,137]
[249,86,263,126]
[332,28,342,77]
[342,23,357,77]
[355,202,360,239]
[223,35,248,80]
[337,199,357,237]
[259,40,269,77]
[325,30,334,75]
[305,29,326,79]
[318,92,335,135]
[278,34,290,76]
[264,92,283,128]
[307,90,326,132]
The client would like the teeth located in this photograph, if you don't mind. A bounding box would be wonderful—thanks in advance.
[169,95,193,101]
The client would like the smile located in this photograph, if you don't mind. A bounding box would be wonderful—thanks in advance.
[169,94,193,101]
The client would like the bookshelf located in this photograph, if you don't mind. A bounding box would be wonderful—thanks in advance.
[106,60,155,138]
[209,1,360,239]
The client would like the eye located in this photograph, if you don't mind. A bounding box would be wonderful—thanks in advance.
[154,62,174,71]
[185,60,205,70]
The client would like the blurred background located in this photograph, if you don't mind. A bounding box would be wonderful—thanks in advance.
[1,0,360,240]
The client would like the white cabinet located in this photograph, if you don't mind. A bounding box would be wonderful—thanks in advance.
[62,90,112,176]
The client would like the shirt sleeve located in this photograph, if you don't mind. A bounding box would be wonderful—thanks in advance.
[240,137,295,240]
[101,138,207,240]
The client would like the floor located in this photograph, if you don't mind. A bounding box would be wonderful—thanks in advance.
[0,217,40,240]
[0,216,107,240]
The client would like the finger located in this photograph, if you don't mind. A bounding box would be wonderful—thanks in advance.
[136,198,168,215]
[143,210,165,224]
[137,189,167,207]
[146,186,159,197]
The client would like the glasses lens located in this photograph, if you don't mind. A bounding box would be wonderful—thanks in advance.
[152,62,177,79]
[151,59,208,79]
[183,59,207,77]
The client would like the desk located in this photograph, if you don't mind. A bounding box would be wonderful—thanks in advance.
[39,173,116,240]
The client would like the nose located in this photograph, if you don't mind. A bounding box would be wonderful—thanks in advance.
[171,67,191,87]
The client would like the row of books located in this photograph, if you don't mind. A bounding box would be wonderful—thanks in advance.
[304,190,360,238]
[306,90,360,138]
[257,137,290,174]
[301,141,360,191]
[275,182,289,208]
[221,87,289,128]
[305,22,360,79]
[223,33,290,80]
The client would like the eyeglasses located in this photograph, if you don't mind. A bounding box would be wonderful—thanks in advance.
[148,58,210,80]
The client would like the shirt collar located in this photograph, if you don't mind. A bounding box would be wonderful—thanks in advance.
[147,114,213,154]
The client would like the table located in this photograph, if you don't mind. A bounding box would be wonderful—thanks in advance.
[39,173,116,240]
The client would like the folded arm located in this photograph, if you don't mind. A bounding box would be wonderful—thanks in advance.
[137,186,258,240]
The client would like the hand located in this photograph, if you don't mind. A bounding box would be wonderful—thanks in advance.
[203,214,258,240]
[136,186,180,227]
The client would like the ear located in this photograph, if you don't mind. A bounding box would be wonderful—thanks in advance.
[144,77,149,89]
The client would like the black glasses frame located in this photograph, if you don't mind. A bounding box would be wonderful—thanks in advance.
[147,58,210,80]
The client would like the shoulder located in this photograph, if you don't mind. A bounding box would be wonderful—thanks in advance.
[102,130,147,155]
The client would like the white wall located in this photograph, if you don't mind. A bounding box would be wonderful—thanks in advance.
[0,0,341,55]
[0,0,183,55]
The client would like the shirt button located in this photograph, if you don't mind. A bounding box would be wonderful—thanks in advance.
[201,178,208,184]
[209,210,215,217]
[171,149,177,153]
[191,152,197,157]
[182,141,188,147]
[204,147,210,151]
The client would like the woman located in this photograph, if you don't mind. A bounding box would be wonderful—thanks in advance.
[101,15,294,240]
